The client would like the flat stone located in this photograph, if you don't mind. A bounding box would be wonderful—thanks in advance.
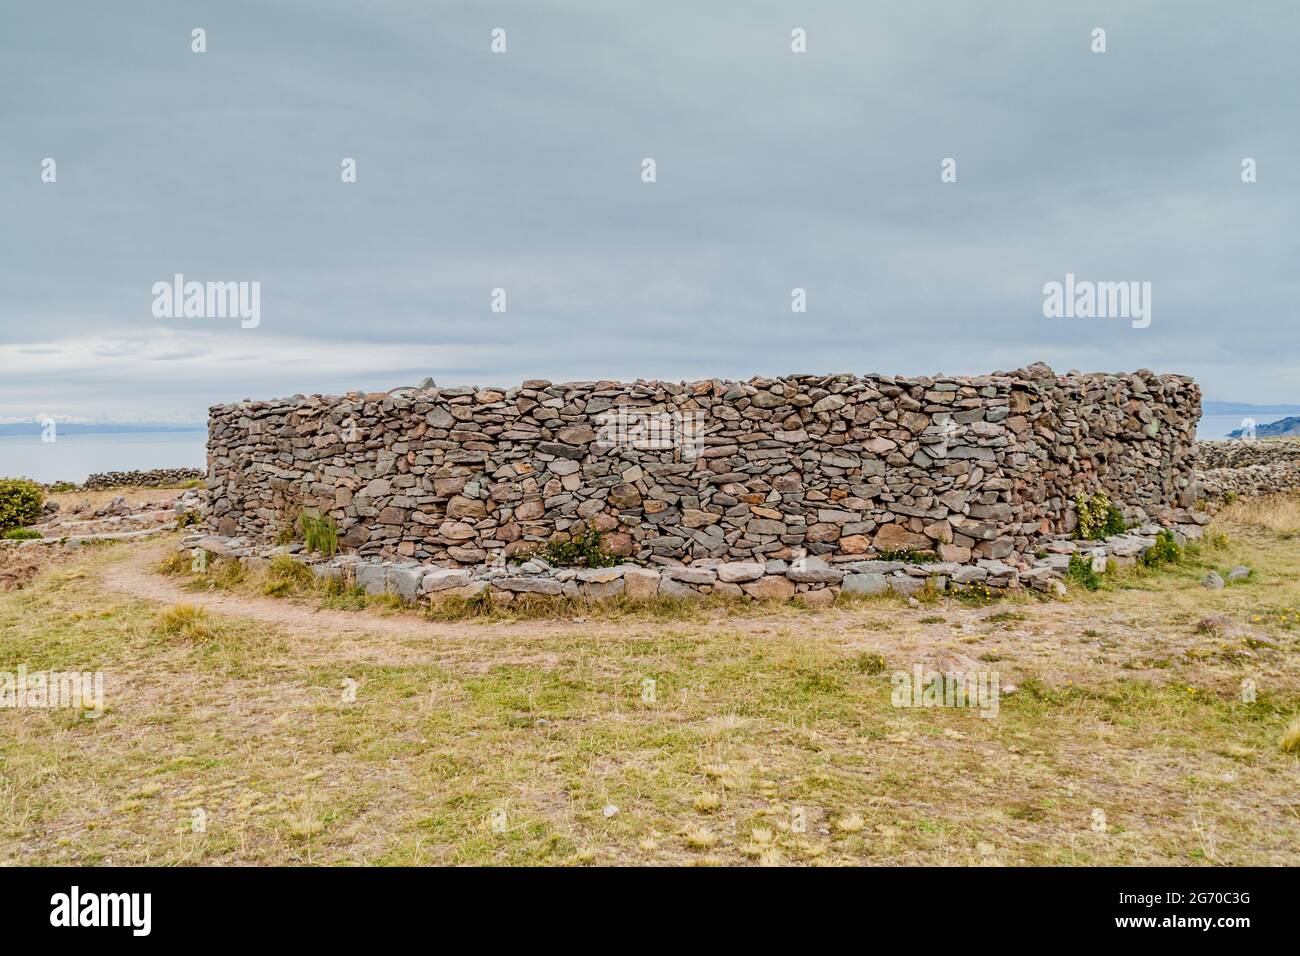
[742,576,796,601]
[623,567,661,599]
[842,572,888,595]
[888,575,926,596]
[716,561,766,583]
[786,555,844,584]
[495,576,564,595]
[663,567,718,585]
[799,587,838,608]
[576,566,625,583]
[421,568,473,593]
[581,577,625,599]
[872,524,931,552]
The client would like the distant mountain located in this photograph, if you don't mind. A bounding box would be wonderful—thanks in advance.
[1227,416,1300,439]
[0,421,205,437]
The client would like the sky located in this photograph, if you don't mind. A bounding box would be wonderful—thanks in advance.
[2,0,1297,421]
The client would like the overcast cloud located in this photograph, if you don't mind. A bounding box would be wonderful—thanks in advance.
[2,0,1297,420]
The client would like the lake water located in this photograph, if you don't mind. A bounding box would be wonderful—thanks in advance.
[0,416,1265,485]
[0,432,207,484]
[1197,414,1265,440]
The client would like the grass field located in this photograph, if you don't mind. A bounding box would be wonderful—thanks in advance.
[2,498,1298,866]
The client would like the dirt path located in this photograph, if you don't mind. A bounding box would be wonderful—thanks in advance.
[98,542,507,639]
[95,541,1221,682]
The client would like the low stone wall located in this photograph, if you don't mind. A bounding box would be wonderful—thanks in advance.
[181,516,1210,606]
[1196,440,1300,500]
[206,363,1202,569]
[81,468,204,490]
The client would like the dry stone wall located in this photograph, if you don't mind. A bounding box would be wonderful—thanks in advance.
[1196,439,1300,500]
[205,363,1202,569]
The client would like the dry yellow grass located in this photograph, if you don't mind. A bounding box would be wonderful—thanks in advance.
[1282,715,1300,754]
[1214,492,1300,533]
[1,502,1298,866]
[44,486,189,512]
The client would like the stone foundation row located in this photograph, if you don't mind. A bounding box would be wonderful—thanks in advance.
[180,519,1210,606]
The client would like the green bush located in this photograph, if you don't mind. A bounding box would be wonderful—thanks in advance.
[1065,553,1102,590]
[1073,491,1127,541]
[2,528,42,540]
[1141,529,1183,568]
[875,549,937,563]
[522,528,618,568]
[0,478,44,532]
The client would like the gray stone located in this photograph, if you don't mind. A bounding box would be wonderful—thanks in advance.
[842,572,888,595]
[421,568,473,593]
[716,561,766,583]
[355,563,388,595]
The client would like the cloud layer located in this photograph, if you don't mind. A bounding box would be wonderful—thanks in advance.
[3,0,1297,419]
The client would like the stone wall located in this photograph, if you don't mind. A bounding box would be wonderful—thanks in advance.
[205,363,1202,569]
[81,468,204,491]
[1196,439,1300,500]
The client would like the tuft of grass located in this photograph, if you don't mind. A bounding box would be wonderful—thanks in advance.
[319,577,369,610]
[1282,716,1300,754]
[184,556,248,592]
[855,652,888,674]
[158,551,192,575]
[2,528,42,540]
[298,510,339,558]
[985,610,1027,624]
[950,581,1002,606]
[425,589,496,620]
[154,603,215,641]
[262,554,317,597]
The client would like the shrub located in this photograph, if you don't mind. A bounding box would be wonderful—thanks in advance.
[875,549,937,563]
[1074,491,1127,541]
[0,478,44,532]
[1141,529,1183,568]
[522,528,617,568]
[950,581,1000,606]
[2,528,42,540]
[1065,553,1102,590]
[855,652,888,674]
[176,511,202,528]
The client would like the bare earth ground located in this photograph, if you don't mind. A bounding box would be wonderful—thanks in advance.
[2,497,1299,866]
